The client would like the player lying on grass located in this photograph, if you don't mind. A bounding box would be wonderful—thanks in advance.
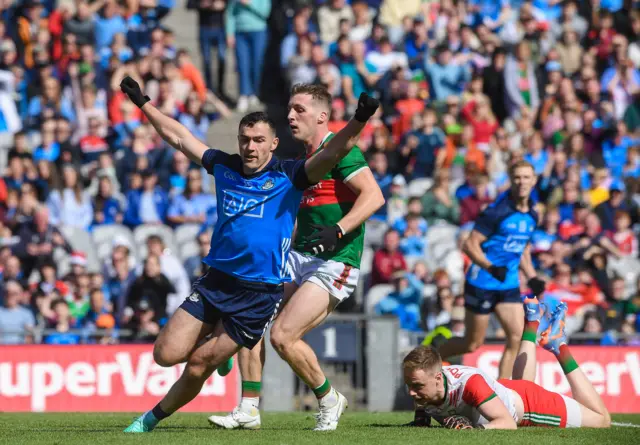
[403,297,611,429]
[117,76,380,433]
[208,84,385,431]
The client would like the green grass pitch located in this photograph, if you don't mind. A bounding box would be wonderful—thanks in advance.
[1,412,639,445]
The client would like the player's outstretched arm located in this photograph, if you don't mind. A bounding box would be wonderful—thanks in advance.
[120,76,209,166]
[304,93,380,184]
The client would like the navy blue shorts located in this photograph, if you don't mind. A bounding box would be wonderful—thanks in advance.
[179,268,283,349]
[464,282,521,314]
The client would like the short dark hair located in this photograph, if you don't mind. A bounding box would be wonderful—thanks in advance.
[146,234,163,245]
[290,83,332,110]
[238,111,276,134]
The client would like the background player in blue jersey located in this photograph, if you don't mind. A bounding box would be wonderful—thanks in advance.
[437,160,547,380]
[117,76,380,433]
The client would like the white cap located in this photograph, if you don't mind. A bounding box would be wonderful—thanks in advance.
[392,175,407,186]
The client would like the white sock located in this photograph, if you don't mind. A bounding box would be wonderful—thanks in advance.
[239,397,260,414]
[319,388,338,408]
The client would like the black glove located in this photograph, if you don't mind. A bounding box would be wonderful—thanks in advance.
[528,277,546,296]
[300,224,344,255]
[488,265,508,282]
[120,76,150,109]
[354,92,380,122]
[443,415,473,430]
[405,409,431,427]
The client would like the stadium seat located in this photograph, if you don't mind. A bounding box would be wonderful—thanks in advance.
[364,284,395,314]
[364,220,388,248]
[429,241,457,263]
[92,225,137,261]
[425,223,459,249]
[407,178,433,197]
[175,223,202,245]
[422,283,437,300]
[607,256,640,298]
[179,241,200,262]
[60,226,100,272]
[133,224,177,255]
[360,247,374,276]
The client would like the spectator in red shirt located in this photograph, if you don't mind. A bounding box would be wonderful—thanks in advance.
[78,117,109,165]
[392,81,425,143]
[327,98,348,134]
[606,210,638,257]
[559,200,589,240]
[371,229,407,285]
[459,174,494,225]
[461,96,499,153]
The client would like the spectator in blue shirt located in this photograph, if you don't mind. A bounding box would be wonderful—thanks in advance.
[339,40,379,106]
[44,299,82,345]
[524,131,549,175]
[425,45,471,102]
[32,119,60,163]
[167,169,216,227]
[369,152,392,221]
[123,169,169,227]
[0,280,35,344]
[47,165,94,230]
[225,0,272,112]
[94,1,128,50]
[404,17,428,72]
[281,10,315,69]
[184,231,211,283]
[177,92,220,144]
[376,270,424,331]
[99,32,133,70]
[93,174,123,226]
[602,121,640,180]
[412,108,446,178]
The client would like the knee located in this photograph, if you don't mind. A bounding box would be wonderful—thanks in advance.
[505,331,522,348]
[601,412,611,428]
[270,324,294,356]
[153,342,180,368]
[183,358,211,382]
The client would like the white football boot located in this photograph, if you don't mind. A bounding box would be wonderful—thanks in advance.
[208,407,261,430]
[313,389,348,431]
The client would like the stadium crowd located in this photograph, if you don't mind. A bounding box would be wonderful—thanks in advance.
[0,0,639,347]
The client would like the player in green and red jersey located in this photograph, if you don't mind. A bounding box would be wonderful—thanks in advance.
[209,84,385,431]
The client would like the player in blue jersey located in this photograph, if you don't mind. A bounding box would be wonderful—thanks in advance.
[117,76,380,433]
[437,160,547,380]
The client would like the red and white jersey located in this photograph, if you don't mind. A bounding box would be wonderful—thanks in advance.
[422,366,518,426]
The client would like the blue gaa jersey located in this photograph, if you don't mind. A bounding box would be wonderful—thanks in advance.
[466,192,538,291]
[201,149,311,285]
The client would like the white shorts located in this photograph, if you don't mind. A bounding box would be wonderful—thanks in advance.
[287,250,360,303]
[561,395,583,428]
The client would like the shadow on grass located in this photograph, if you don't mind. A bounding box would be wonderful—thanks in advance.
[367,424,443,429]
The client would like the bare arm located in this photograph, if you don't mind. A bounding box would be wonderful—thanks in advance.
[476,397,518,430]
[140,102,209,165]
[462,230,493,270]
[304,93,379,183]
[338,168,385,234]
[305,118,367,184]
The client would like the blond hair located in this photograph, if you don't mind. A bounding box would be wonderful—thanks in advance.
[403,346,443,373]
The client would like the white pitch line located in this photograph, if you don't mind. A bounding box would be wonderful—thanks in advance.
[611,421,640,428]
